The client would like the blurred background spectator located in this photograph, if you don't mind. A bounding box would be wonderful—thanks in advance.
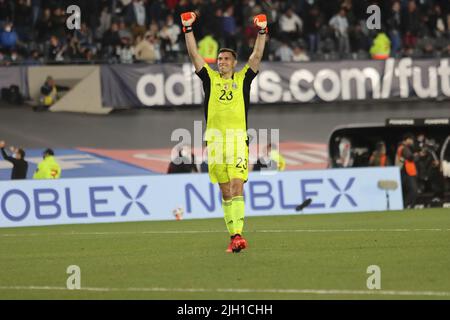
[370,29,391,60]
[0,140,28,180]
[369,141,391,166]
[253,143,286,172]
[168,145,198,174]
[0,0,448,65]
[329,6,350,57]
[35,75,69,111]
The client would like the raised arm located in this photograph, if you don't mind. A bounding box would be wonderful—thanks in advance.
[248,14,268,73]
[181,12,205,72]
[0,141,14,163]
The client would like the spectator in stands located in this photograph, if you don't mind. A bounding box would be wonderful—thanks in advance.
[419,36,437,58]
[124,0,147,37]
[148,21,160,36]
[36,8,53,42]
[0,22,19,51]
[292,43,310,62]
[31,0,42,27]
[148,0,165,25]
[0,140,28,180]
[0,0,12,24]
[369,141,391,167]
[33,148,61,179]
[116,36,135,64]
[279,7,303,42]
[24,50,42,65]
[118,20,133,42]
[370,30,391,60]
[200,5,223,45]
[48,35,66,62]
[243,15,258,45]
[83,48,96,63]
[240,0,258,32]
[198,33,219,63]
[222,5,238,50]
[386,1,402,58]
[102,22,122,58]
[303,5,324,54]
[129,0,147,27]
[443,43,450,57]
[151,33,162,63]
[396,133,419,208]
[50,7,67,40]
[75,23,94,51]
[135,31,157,63]
[67,36,84,61]
[159,14,181,61]
[329,7,350,57]
[402,0,420,53]
[0,0,448,64]
[14,0,32,41]
[428,3,448,37]
[8,49,23,64]
[96,5,112,40]
[341,0,356,26]
[275,39,293,62]
[349,22,370,55]
[166,0,179,12]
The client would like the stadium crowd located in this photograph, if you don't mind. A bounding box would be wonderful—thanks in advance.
[0,0,449,65]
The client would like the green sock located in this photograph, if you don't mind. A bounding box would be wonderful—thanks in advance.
[222,199,235,236]
[232,196,245,235]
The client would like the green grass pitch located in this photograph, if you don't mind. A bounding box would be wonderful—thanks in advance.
[0,208,449,299]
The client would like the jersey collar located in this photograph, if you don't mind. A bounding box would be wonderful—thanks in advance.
[220,72,235,80]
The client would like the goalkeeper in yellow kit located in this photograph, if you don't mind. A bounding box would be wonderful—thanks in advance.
[181,11,267,253]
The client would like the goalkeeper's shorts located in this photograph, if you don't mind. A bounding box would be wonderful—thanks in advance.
[207,140,249,184]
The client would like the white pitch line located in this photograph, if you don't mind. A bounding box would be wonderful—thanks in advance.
[0,285,449,297]
[0,228,448,238]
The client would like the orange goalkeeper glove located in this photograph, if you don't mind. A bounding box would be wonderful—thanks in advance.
[181,12,196,33]
[253,14,268,34]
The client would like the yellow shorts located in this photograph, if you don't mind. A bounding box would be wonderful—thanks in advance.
[207,140,249,184]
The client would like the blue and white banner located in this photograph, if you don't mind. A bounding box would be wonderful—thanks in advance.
[0,167,403,228]
[0,149,154,180]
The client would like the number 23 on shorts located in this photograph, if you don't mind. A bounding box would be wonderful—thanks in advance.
[236,157,248,170]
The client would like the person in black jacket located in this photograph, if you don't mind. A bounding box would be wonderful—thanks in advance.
[167,145,198,174]
[0,140,28,180]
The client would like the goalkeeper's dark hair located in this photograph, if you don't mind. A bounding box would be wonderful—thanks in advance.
[218,48,237,60]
